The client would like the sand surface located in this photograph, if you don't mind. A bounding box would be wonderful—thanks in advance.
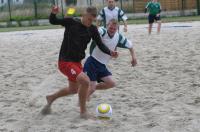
[0,21,200,132]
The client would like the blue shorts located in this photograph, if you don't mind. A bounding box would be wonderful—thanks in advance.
[83,56,112,81]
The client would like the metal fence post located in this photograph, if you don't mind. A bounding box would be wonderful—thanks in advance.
[33,0,38,25]
[8,0,12,21]
[182,0,186,16]
[61,0,64,18]
[197,0,200,15]
[34,0,38,19]
[132,0,135,13]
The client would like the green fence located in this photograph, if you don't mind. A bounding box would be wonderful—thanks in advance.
[0,0,53,22]
[0,0,199,23]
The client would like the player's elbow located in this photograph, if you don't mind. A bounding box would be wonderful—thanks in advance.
[49,14,56,25]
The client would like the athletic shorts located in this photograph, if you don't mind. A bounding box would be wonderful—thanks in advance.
[58,61,83,82]
[83,56,112,81]
[148,14,161,24]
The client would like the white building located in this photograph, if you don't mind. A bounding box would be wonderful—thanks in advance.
[0,0,24,7]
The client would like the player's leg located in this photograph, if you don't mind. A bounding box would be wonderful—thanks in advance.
[96,75,116,90]
[83,56,98,102]
[148,14,154,35]
[148,24,153,35]
[87,81,97,101]
[45,61,82,106]
[41,61,81,115]
[61,61,90,118]
[156,16,161,34]
[157,21,161,34]
[46,81,79,106]
[41,82,78,115]
[96,64,115,90]
[76,72,91,118]
[86,76,115,102]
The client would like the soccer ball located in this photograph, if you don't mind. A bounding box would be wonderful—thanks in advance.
[96,103,112,119]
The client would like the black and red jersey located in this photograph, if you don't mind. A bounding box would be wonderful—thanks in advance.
[49,13,111,62]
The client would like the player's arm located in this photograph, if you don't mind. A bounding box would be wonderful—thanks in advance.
[91,26,111,55]
[89,27,106,55]
[117,34,137,66]
[159,3,162,13]
[157,4,162,16]
[117,34,130,49]
[119,9,128,32]
[144,8,148,13]
[129,46,137,67]
[96,9,104,27]
[123,20,128,32]
[49,6,73,26]
[144,2,150,13]
[96,18,102,28]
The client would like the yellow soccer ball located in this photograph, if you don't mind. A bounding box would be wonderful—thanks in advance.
[66,7,76,16]
[96,103,112,119]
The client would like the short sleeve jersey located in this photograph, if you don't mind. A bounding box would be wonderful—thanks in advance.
[97,6,128,27]
[90,27,133,64]
[146,2,161,15]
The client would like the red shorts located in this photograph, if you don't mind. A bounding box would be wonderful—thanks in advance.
[58,61,83,82]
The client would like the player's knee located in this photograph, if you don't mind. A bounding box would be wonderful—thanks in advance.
[77,73,90,87]
[80,78,90,88]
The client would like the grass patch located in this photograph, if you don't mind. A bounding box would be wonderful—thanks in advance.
[127,15,200,24]
[0,15,200,32]
[0,25,61,32]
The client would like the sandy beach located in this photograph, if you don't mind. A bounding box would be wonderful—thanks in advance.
[0,21,200,132]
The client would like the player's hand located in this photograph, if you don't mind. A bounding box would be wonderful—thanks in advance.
[124,26,127,32]
[145,13,149,17]
[52,6,59,14]
[156,14,160,17]
[131,57,137,67]
[110,51,118,58]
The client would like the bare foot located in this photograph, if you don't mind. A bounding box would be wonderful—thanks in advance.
[80,112,96,120]
[41,104,51,115]
[40,95,54,115]
[46,95,54,105]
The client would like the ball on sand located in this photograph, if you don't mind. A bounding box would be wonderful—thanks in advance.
[96,103,112,119]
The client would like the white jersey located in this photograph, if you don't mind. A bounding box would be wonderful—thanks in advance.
[90,27,133,65]
[97,6,128,27]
